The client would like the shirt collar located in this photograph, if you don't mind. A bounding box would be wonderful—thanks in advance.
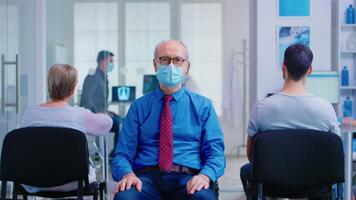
[154,86,185,102]
[95,67,105,80]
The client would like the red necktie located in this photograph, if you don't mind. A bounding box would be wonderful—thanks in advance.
[159,95,173,171]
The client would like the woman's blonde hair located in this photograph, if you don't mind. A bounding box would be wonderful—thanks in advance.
[47,64,77,101]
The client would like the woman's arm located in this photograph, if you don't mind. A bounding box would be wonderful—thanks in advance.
[83,109,113,136]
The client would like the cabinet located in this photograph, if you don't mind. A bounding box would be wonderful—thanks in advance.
[338,0,356,118]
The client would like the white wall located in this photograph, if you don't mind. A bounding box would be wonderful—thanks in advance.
[251,0,332,102]
[221,0,250,155]
[20,0,46,107]
[46,0,74,70]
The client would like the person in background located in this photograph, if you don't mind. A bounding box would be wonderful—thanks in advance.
[112,40,225,200]
[240,44,340,199]
[80,50,121,158]
[18,64,113,192]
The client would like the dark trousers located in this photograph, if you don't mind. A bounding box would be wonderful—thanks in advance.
[114,171,217,200]
[240,163,331,200]
[240,163,256,199]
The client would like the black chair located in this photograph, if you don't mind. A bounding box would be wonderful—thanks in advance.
[214,181,219,199]
[252,129,344,199]
[0,126,104,200]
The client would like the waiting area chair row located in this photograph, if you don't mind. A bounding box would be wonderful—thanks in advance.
[0,127,345,200]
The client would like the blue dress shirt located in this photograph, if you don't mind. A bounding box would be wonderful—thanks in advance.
[112,87,225,182]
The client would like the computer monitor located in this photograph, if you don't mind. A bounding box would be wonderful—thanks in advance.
[112,86,136,102]
[143,75,158,94]
[306,71,339,104]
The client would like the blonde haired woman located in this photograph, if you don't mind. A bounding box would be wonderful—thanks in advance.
[18,64,113,192]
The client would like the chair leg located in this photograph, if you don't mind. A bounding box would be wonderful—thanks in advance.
[214,181,219,199]
[93,186,98,200]
[336,183,343,200]
[99,187,103,200]
[12,184,17,200]
[1,181,6,200]
[257,183,263,200]
[77,180,84,200]
[12,183,18,200]
[99,182,105,200]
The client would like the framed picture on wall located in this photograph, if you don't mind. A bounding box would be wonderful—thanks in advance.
[279,0,310,17]
[277,26,310,69]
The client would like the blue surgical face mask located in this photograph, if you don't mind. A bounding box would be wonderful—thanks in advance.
[156,64,185,88]
[107,63,114,73]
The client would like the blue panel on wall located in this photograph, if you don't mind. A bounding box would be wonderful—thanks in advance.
[278,26,310,68]
[279,0,310,16]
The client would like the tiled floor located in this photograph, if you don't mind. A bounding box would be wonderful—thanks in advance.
[218,155,247,200]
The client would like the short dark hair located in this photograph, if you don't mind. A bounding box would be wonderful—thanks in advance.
[283,44,313,81]
[97,50,114,64]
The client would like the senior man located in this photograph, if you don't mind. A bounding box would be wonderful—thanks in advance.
[112,40,225,200]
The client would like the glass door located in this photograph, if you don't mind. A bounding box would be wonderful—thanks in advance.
[0,0,8,139]
[0,0,37,151]
[0,1,20,195]
[0,0,18,148]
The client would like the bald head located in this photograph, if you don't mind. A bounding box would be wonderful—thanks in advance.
[153,39,190,77]
[154,40,189,60]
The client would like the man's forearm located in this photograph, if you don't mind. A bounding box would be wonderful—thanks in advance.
[199,144,225,182]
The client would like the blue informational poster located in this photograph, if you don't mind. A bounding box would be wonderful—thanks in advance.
[279,0,310,17]
[278,26,310,68]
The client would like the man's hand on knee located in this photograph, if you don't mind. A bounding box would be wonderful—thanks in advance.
[115,172,142,193]
[186,174,210,195]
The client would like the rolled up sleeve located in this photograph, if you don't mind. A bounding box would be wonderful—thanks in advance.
[111,102,140,181]
[199,102,225,182]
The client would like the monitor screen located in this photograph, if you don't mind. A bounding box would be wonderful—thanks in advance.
[306,71,339,104]
[143,75,158,94]
[112,86,136,102]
